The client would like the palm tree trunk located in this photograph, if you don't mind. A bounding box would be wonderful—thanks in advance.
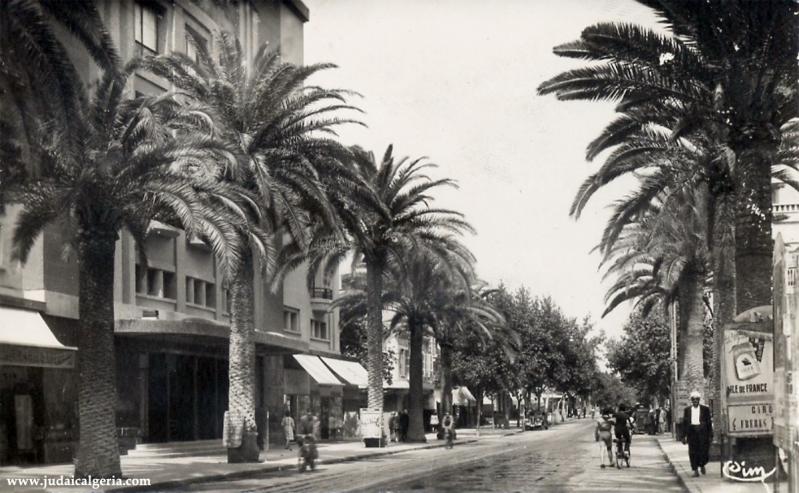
[503,392,510,429]
[75,229,121,478]
[406,317,426,442]
[365,261,384,412]
[709,189,736,445]
[439,343,453,415]
[227,254,259,463]
[678,266,705,396]
[733,144,774,312]
[731,145,775,468]
[475,390,483,431]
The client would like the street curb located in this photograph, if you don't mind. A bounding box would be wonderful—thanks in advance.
[654,437,695,493]
[103,434,513,492]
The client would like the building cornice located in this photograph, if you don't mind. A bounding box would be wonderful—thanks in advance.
[284,0,309,22]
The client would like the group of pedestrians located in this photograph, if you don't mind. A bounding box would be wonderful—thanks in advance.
[593,391,712,478]
[388,409,410,442]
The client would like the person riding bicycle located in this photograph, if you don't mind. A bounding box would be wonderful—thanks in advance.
[441,413,455,448]
[297,411,318,461]
[613,404,633,458]
[595,408,614,466]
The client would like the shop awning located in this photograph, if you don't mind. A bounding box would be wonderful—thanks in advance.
[452,386,476,406]
[320,357,368,388]
[292,354,343,386]
[0,307,76,368]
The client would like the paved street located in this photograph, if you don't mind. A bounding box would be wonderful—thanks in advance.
[155,421,685,493]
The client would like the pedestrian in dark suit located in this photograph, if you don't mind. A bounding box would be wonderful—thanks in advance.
[399,409,409,442]
[682,391,712,477]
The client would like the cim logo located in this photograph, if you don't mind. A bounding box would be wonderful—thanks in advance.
[722,460,776,493]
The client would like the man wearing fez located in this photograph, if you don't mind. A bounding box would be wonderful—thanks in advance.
[682,390,712,477]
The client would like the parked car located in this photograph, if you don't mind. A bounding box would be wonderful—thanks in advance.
[633,408,650,434]
[524,411,549,430]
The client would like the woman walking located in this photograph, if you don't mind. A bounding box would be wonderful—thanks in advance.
[281,412,295,450]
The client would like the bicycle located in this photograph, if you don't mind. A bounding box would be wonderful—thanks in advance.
[613,437,630,468]
[297,434,317,472]
[444,427,455,449]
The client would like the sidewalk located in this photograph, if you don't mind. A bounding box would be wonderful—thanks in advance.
[656,436,784,493]
[0,428,522,493]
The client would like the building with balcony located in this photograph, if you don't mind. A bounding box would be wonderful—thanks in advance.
[0,0,357,465]
[383,333,439,429]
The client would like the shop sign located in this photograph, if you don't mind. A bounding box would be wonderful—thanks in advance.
[722,327,774,437]
[359,408,382,440]
[0,345,75,369]
[727,403,773,436]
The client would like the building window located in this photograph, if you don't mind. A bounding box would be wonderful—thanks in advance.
[399,348,409,379]
[223,288,231,314]
[311,319,328,340]
[283,308,299,333]
[186,277,215,308]
[134,2,159,55]
[185,25,208,62]
[136,265,176,300]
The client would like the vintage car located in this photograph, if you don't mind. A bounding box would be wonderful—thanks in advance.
[632,408,650,434]
[524,411,549,430]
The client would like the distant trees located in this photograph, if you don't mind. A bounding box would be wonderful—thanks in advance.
[606,307,672,406]
[450,284,601,423]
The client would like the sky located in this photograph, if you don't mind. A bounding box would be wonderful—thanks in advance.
[302,0,662,341]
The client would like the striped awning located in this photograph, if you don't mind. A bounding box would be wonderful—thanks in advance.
[0,307,76,368]
[320,357,368,388]
[293,354,343,386]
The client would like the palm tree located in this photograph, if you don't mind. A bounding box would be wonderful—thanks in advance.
[429,281,506,417]
[0,55,245,476]
[142,33,360,461]
[1,0,119,154]
[336,242,476,442]
[600,184,711,395]
[538,1,798,312]
[296,145,473,430]
[634,0,798,312]
[538,7,798,448]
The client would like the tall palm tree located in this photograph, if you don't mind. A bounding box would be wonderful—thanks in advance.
[538,7,798,450]
[600,184,710,395]
[0,56,244,476]
[336,242,476,442]
[295,146,473,428]
[142,33,360,461]
[538,2,798,313]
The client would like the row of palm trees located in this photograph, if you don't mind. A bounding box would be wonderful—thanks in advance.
[538,0,798,455]
[1,0,510,476]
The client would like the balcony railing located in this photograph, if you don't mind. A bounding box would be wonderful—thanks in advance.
[773,203,799,214]
[311,287,333,300]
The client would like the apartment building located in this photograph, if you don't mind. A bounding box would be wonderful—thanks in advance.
[383,333,438,428]
[0,0,356,465]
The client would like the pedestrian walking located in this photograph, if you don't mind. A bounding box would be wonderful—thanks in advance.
[595,408,614,468]
[655,407,663,434]
[281,412,295,450]
[399,409,409,442]
[312,414,321,441]
[682,390,712,477]
[388,412,398,442]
